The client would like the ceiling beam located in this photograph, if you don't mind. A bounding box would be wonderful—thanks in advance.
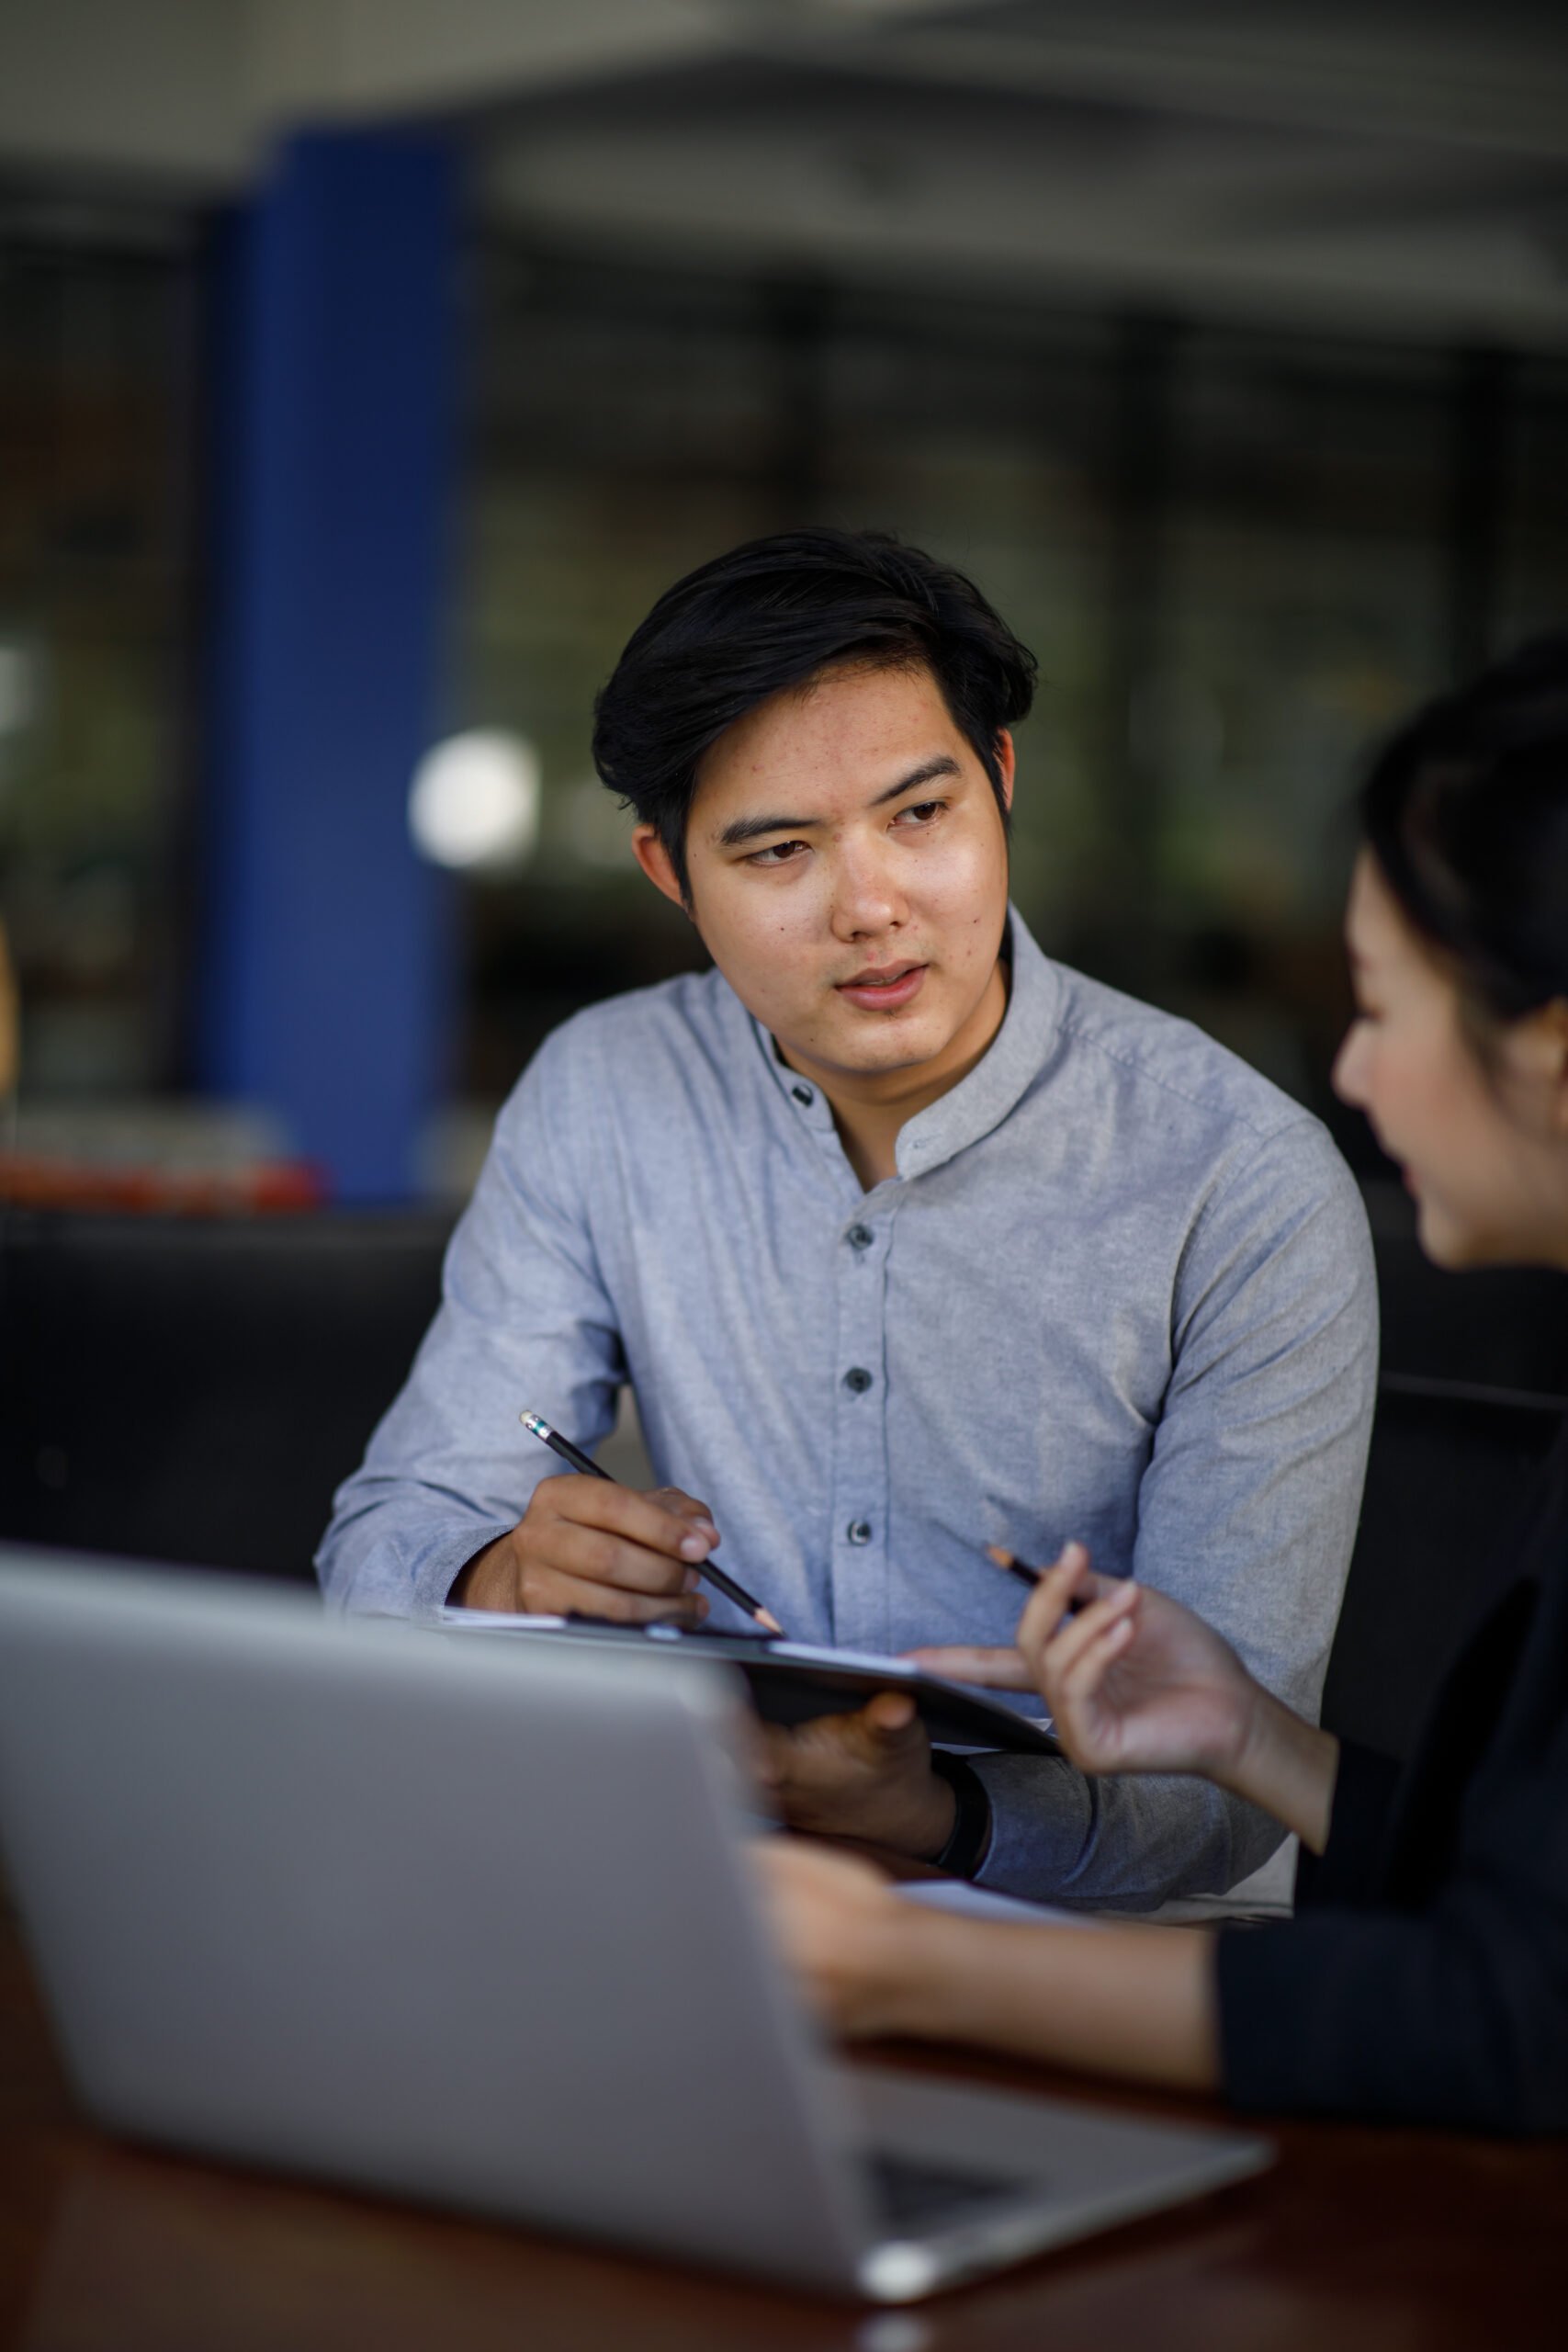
[733,12,1568,164]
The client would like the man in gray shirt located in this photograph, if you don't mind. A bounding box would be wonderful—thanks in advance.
[319,528,1376,1907]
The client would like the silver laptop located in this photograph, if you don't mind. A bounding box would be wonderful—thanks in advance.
[0,1550,1269,2301]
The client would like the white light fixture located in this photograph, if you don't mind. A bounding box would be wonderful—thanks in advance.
[408,729,541,871]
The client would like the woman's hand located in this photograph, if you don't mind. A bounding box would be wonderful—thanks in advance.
[1018,1543,1264,1782]
[751,1838,913,2038]
[916,1542,1339,1849]
[912,1542,1261,1781]
[755,1832,1223,2091]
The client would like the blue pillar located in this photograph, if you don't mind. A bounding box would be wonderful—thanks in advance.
[202,130,457,1201]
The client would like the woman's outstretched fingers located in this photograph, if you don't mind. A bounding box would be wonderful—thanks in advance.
[1053,1605,1137,1711]
[1023,1582,1138,1703]
[1047,1578,1138,1664]
[1013,1544,1104,1655]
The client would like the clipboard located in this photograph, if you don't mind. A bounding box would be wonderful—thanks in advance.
[439,1610,1059,1757]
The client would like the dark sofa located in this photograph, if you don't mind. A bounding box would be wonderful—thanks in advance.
[0,1209,452,1583]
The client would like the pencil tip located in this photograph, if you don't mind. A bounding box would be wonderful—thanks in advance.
[756,1608,784,1636]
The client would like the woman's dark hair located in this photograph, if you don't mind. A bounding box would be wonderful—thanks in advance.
[592,528,1037,897]
[1361,634,1568,1029]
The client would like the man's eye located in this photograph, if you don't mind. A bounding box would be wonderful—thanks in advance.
[746,839,808,867]
[896,800,945,827]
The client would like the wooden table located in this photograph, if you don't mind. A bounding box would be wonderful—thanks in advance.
[4,1913,1565,2352]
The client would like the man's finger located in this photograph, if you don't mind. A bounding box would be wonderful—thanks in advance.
[863,1690,917,1738]
[649,1487,722,1542]
[904,1644,1034,1690]
[543,1476,719,1561]
[548,1517,713,1598]
[533,1563,708,1626]
[776,1695,922,1773]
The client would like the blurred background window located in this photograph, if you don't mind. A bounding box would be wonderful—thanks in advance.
[1,4,1566,1201]
[1505,358,1568,647]
[0,201,197,1114]
[448,250,1566,1190]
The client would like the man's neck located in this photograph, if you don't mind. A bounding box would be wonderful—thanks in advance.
[829,1097,908,1193]
[783,955,1011,1193]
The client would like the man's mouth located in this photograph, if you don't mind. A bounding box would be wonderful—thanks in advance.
[834,962,928,1012]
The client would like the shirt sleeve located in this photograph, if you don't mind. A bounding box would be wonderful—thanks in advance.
[970,1116,1380,1908]
[1215,1709,1568,2132]
[314,1029,627,1617]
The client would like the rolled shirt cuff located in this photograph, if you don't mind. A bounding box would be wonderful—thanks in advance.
[321,1521,516,1621]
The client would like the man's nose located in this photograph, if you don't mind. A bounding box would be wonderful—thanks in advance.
[829,838,906,938]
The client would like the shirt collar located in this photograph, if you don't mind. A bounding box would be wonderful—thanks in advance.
[741,906,1063,1177]
[895,908,1062,1180]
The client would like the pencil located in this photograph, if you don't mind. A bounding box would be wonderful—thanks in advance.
[520,1410,785,1636]
[987,1544,1091,1612]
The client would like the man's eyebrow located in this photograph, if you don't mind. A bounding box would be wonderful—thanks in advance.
[870,754,962,807]
[716,754,963,848]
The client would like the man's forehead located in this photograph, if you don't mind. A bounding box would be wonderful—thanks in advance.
[695,662,966,798]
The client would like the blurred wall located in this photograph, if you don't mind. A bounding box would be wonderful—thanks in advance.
[1,2,1566,1196]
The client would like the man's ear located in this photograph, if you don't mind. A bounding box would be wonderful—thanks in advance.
[994,730,1016,814]
[631,823,691,914]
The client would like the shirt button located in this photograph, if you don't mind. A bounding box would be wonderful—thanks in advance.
[842,1366,873,1395]
[847,1223,873,1250]
[792,1084,813,1105]
[846,1519,873,1546]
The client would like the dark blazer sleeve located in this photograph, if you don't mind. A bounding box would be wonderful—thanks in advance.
[1292,1737,1404,1908]
[1215,1707,1568,2132]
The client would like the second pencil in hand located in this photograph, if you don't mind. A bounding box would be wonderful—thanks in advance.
[520,1409,785,1637]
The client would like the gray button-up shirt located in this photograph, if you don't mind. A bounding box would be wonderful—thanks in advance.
[319,911,1377,1907]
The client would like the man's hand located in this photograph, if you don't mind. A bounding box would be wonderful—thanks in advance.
[759,1693,957,1860]
[450,1475,720,1625]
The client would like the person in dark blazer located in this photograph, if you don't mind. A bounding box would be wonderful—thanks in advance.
[763,636,1568,2133]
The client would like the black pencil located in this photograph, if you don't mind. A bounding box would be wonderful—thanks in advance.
[988,1545,1090,1612]
[520,1410,784,1636]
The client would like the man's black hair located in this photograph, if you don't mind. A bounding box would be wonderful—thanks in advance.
[1360,633,1568,1028]
[592,528,1037,898]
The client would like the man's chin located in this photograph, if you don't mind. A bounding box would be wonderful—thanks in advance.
[829,1014,948,1067]
[842,1057,937,1088]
